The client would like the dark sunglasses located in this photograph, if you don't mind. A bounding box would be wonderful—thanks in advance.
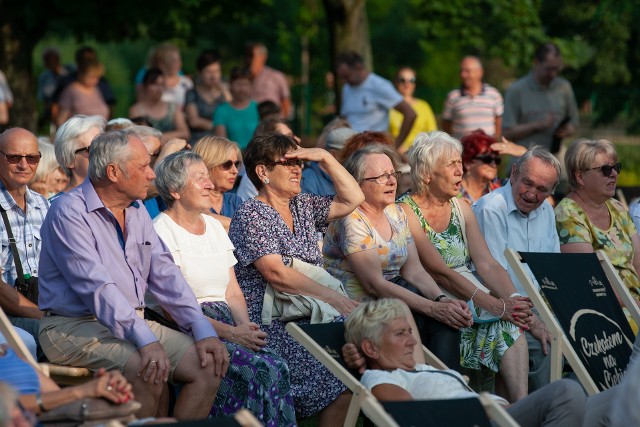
[219,160,241,171]
[74,146,90,156]
[397,77,416,84]
[267,158,304,169]
[0,151,42,165]
[586,162,622,177]
[474,153,502,166]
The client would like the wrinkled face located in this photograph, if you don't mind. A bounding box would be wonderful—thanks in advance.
[210,149,240,193]
[263,149,303,198]
[395,68,416,97]
[360,153,397,209]
[367,317,417,371]
[175,161,214,212]
[533,54,564,87]
[510,157,557,214]
[429,153,464,199]
[70,127,101,180]
[230,78,252,101]
[578,152,619,201]
[0,130,40,189]
[118,137,156,201]
[460,57,483,88]
[200,62,222,87]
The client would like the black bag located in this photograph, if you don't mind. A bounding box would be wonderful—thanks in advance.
[14,275,39,305]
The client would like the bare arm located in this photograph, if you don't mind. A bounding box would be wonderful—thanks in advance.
[0,102,8,125]
[0,282,42,318]
[185,103,214,132]
[205,210,231,232]
[281,98,291,119]
[392,100,417,148]
[494,115,502,140]
[371,384,414,402]
[214,125,227,138]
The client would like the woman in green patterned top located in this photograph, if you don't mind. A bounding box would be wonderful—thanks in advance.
[556,138,640,303]
[398,131,535,403]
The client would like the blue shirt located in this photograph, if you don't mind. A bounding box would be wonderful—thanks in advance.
[302,162,336,196]
[0,347,40,394]
[210,192,242,218]
[38,178,217,349]
[472,182,560,296]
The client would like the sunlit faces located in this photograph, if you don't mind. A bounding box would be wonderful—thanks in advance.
[263,150,303,198]
[118,137,156,201]
[467,151,499,183]
[367,317,417,371]
[429,154,464,199]
[579,152,619,200]
[210,149,240,193]
[360,153,398,210]
[176,161,214,212]
[0,129,40,188]
[510,157,558,214]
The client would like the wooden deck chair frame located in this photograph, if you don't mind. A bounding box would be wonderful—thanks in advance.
[285,322,519,427]
[0,306,92,385]
[505,249,640,395]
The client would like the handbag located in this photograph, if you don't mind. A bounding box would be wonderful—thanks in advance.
[261,257,348,325]
[0,205,39,304]
[38,398,141,427]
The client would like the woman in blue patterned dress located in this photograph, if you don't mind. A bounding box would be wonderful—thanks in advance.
[153,151,295,426]
[229,133,364,425]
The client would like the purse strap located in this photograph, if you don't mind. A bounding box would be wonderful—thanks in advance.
[0,205,25,286]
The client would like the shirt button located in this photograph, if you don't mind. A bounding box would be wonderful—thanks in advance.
[28,244,32,247]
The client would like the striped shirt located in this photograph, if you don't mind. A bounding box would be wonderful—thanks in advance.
[0,182,49,284]
[442,83,503,139]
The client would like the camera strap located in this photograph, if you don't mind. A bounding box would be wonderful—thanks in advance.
[0,205,26,287]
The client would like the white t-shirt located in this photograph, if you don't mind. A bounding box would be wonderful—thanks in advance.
[154,213,236,303]
[341,73,403,132]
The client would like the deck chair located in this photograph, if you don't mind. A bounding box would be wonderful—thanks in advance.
[285,322,518,427]
[0,306,92,385]
[505,249,640,395]
[149,409,262,427]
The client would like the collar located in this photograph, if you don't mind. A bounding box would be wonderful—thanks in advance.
[460,82,486,97]
[504,181,540,219]
[0,180,46,212]
[81,178,141,213]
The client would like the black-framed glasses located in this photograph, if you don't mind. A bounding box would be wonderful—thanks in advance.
[397,77,416,84]
[363,171,401,184]
[474,153,502,166]
[586,162,622,177]
[266,159,304,169]
[0,151,41,165]
[74,146,90,157]
[219,160,242,171]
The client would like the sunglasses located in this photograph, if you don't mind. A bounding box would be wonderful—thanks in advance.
[474,153,502,166]
[397,77,416,84]
[0,151,42,165]
[267,158,304,169]
[219,160,241,171]
[74,146,90,157]
[586,162,622,177]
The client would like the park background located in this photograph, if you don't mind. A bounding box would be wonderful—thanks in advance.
[2,0,640,185]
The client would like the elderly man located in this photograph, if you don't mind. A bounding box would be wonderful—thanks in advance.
[37,129,228,419]
[246,43,291,118]
[335,51,416,149]
[0,128,47,357]
[442,56,504,139]
[472,147,561,392]
[502,43,579,153]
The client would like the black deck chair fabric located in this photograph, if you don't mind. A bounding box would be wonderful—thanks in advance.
[382,398,492,427]
[297,321,363,378]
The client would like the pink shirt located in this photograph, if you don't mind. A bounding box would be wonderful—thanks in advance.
[251,66,290,104]
[59,83,109,119]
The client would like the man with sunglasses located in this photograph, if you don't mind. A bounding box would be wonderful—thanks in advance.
[472,147,562,393]
[0,128,48,358]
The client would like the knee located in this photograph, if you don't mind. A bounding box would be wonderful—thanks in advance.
[550,379,586,412]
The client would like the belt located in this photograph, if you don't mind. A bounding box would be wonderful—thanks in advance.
[43,307,145,317]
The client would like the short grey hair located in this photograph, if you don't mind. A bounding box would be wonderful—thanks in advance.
[130,125,162,141]
[154,151,205,208]
[54,115,106,176]
[407,131,462,194]
[88,129,137,181]
[512,146,562,191]
[564,139,618,190]
[343,144,401,183]
[345,298,407,348]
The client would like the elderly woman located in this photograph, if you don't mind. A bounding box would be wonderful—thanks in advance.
[323,144,472,370]
[229,133,364,425]
[153,151,295,426]
[556,139,640,303]
[192,136,243,229]
[50,114,105,202]
[345,298,589,426]
[460,129,503,202]
[397,131,533,402]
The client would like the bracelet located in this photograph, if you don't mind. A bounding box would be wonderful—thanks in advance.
[470,287,481,303]
[36,395,46,413]
[499,298,506,318]
[434,294,447,302]
[510,292,522,298]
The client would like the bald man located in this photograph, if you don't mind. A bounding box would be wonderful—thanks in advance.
[442,56,504,139]
[0,128,48,357]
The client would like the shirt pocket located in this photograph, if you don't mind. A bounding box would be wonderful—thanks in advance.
[136,242,153,279]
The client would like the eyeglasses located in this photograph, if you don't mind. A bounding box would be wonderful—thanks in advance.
[219,160,242,171]
[363,171,401,184]
[266,159,304,169]
[397,77,416,84]
[0,151,42,165]
[74,146,90,157]
[586,162,622,177]
[474,153,502,166]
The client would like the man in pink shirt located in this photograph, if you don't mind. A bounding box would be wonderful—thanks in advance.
[246,43,291,118]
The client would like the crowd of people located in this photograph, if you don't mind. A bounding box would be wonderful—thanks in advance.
[1,39,640,427]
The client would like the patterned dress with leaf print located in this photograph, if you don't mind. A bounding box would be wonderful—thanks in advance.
[397,194,522,372]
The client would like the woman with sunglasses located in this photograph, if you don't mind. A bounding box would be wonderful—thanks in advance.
[556,139,640,304]
[229,133,363,426]
[192,136,243,230]
[459,129,504,202]
[397,131,531,402]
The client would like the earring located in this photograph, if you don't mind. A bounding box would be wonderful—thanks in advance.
[263,178,270,185]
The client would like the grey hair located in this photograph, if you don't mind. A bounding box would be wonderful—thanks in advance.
[154,151,205,208]
[54,115,106,176]
[564,138,618,190]
[343,144,401,183]
[130,125,162,140]
[31,138,57,184]
[88,129,137,181]
[345,298,407,348]
[407,131,462,194]
[512,146,562,191]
